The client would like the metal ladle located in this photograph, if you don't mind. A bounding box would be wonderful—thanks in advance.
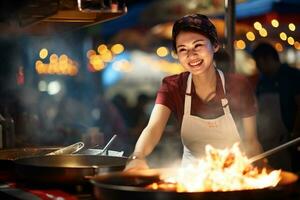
[98,134,117,155]
[249,137,300,163]
[46,142,85,156]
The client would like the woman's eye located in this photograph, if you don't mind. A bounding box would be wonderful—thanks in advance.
[178,48,186,53]
[195,44,203,48]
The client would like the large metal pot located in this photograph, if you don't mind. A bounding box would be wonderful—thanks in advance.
[14,154,128,185]
[90,169,299,200]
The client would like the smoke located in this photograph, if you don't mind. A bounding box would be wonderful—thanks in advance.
[147,125,183,169]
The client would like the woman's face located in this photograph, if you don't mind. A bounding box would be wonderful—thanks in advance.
[175,31,219,75]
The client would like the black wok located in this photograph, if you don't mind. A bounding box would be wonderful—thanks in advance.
[0,147,61,180]
[0,147,62,161]
[14,154,127,185]
[90,169,299,200]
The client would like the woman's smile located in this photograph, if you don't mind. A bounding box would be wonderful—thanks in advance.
[189,59,203,67]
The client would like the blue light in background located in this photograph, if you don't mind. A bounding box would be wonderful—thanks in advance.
[102,52,131,88]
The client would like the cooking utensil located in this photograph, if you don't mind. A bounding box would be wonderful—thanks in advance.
[13,154,128,185]
[99,134,117,155]
[75,144,100,154]
[46,142,85,156]
[249,137,300,163]
[90,168,299,200]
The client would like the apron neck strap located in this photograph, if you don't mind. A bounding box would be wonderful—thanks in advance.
[217,69,226,95]
[184,73,192,114]
[184,70,229,114]
[217,70,230,112]
[186,73,192,94]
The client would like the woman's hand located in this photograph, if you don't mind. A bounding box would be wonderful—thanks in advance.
[124,156,149,172]
[252,158,272,170]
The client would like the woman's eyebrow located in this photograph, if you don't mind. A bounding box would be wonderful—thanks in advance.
[177,44,185,48]
[193,39,205,44]
[177,39,205,48]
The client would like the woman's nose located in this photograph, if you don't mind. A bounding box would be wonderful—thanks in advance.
[187,49,197,58]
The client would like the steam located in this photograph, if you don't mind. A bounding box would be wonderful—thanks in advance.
[147,128,183,168]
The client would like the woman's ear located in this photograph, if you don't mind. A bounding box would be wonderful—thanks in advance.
[213,43,220,53]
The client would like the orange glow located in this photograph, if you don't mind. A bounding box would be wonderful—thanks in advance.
[287,37,295,45]
[294,41,300,50]
[49,54,59,63]
[59,54,68,63]
[274,43,283,52]
[100,50,113,62]
[246,31,255,41]
[89,55,105,71]
[111,44,124,54]
[147,143,281,192]
[235,40,246,50]
[97,44,108,55]
[156,46,169,57]
[86,50,97,58]
[35,54,78,76]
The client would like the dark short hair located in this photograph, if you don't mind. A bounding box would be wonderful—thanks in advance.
[172,14,219,52]
[252,42,280,62]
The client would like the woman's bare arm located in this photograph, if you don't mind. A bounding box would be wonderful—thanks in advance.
[125,104,171,170]
[242,115,263,158]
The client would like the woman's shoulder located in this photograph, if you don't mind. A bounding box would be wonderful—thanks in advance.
[224,72,253,88]
[223,72,257,97]
[224,72,248,81]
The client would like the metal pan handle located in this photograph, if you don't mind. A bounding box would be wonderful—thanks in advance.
[46,142,85,156]
[249,137,300,163]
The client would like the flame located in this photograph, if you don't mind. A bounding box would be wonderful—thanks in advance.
[147,143,281,192]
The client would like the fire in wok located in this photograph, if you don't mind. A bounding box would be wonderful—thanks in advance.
[146,143,283,192]
[90,144,299,200]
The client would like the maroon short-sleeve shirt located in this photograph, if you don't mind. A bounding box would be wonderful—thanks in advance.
[155,71,257,127]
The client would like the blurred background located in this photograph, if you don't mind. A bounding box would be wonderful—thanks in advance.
[0,0,299,161]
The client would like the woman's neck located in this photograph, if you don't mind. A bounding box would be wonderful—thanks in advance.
[192,67,216,88]
[192,67,217,102]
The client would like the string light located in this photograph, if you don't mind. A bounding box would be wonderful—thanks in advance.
[288,23,296,31]
[274,43,283,52]
[259,28,268,37]
[39,48,48,59]
[279,32,287,41]
[253,21,262,30]
[156,46,169,57]
[271,19,279,28]
[287,37,295,45]
[246,31,255,41]
[235,40,246,50]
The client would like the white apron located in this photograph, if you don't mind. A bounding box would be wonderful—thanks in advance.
[181,70,241,166]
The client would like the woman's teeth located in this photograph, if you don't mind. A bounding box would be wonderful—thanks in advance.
[189,60,202,66]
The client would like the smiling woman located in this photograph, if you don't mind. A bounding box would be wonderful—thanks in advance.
[125,13,264,171]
